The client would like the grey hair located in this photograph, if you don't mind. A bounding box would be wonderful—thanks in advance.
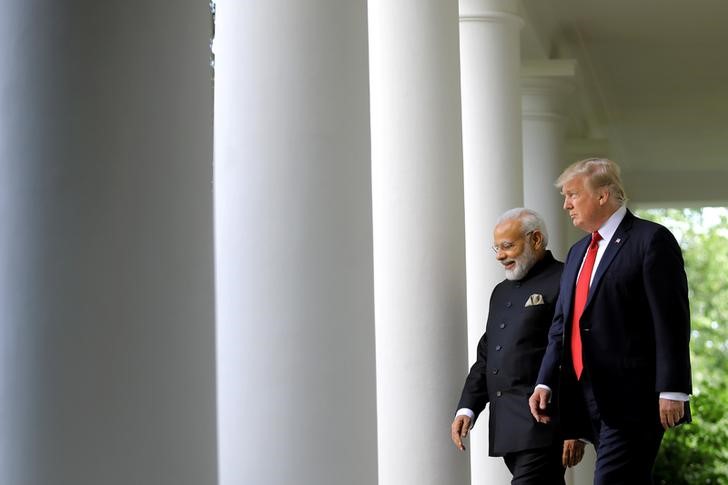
[555,157,628,204]
[496,208,549,248]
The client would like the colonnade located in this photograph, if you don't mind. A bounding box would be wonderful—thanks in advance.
[0,0,586,484]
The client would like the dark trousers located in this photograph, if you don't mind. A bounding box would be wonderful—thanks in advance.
[503,440,565,485]
[580,375,664,485]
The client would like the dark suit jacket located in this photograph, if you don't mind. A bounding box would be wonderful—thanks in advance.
[457,251,563,456]
[537,210,692,435]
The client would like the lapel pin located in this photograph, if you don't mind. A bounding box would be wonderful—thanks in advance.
[615,238,621,244]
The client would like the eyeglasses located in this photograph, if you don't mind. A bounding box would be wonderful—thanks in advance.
[491,231,533,254]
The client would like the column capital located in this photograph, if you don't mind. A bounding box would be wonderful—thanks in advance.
[521,59,577,121]
[460,0,523,26]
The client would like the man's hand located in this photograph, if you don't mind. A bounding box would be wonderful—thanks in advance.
[659,398,685,430]
[528,388,552,424]
[451,415,472,451]
[562,439,585,467]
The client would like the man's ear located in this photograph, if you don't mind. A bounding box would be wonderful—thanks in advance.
[531,230,545,250]
[598,187,611,206]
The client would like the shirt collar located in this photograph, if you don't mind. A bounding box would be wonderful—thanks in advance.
[597,205,627,244]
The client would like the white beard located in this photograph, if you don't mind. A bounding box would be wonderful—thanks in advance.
[504,243,538,281]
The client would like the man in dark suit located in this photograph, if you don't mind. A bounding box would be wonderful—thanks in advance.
[452,208,585,485]
[529,158,692,484]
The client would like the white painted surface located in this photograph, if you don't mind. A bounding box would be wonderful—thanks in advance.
[521,0,728,203]
[0,1,216,484]
[369,1,469,484]
[214,1,378,484]
[522,68,575,260]
[459,0,524,483]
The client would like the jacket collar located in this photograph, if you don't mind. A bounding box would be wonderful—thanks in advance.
[562,210,636,315]
[585,209,635,308]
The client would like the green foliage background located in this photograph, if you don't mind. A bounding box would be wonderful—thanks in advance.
[636,208,728,484]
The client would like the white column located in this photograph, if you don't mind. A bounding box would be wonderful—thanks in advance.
[214,2,377,484]
[369,2,468,484]
[521,63,599,485]
[522,62,598,485]
[459,0,524,482]
[522,60,576,260]
[568,445,597,485]
[0,2,215,485]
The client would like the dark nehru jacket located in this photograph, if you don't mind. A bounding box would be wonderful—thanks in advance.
[457,251,563,456]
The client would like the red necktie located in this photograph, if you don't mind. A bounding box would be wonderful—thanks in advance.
[571,231,602,379]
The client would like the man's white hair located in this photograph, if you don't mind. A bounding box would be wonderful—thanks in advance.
[496,208,549,248]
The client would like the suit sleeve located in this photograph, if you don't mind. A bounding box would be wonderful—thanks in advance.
[643,226,692,394]
[456,331,490,424]
[537,246,575,389]
[536,291,566,389]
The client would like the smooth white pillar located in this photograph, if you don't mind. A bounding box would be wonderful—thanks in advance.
[568,444,597,485]
[522,61,576,260]
[369,2,469,484]
[214,2,377,484]
[459,1,524,482]
[0,2,216,484]
[521,62,600,484]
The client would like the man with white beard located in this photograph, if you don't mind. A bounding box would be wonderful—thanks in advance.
[451,208,585,485]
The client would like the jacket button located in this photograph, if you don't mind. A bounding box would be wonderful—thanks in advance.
[496,391,502,397]
[495,345,502,351]
[506,301,512,308]
[492,369,499,375]
[499,323,506,329]
[584,328,591,333]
